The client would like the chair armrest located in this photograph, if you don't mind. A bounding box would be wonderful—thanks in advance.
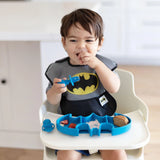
[39,100,60,124]
[132,95,149,124]
[113,69,149,123]
[39,103,47,124]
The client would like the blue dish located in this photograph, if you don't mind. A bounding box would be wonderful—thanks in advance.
[56,113,131,136]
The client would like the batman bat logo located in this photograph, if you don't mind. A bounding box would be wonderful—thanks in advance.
[67,73,99,95]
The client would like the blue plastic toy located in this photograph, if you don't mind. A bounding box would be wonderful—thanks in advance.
[58,75,80,86]
[56,113,131,136]
[42,119,55,132]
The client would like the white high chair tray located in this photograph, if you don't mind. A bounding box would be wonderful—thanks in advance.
[40,110,150,150]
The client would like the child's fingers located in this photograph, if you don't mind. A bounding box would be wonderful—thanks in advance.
[54,84,66,94]
[53,78,66,91]
[82,56,90,62]
[79,55,90,65]
[59,86,67,93]
[53,78,62,83]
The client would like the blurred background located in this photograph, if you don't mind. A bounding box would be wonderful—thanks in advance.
[0,0,159,160]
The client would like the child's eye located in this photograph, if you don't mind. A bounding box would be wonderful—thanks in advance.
[70,39,77,42]
[86,39,94,42]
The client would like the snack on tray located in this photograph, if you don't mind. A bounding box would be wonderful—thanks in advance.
[60,120,69,125]
[69,123,77,128]
[113,115,129,127]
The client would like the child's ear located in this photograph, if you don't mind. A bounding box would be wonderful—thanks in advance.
[61,37,66,47]
[98,37,104,51]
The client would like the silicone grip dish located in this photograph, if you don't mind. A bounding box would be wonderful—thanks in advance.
[56,113,131,136]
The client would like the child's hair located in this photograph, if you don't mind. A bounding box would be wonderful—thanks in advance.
[60,8,104,44]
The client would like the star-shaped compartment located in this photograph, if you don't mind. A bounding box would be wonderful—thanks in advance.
[87,119,100,129]
[80,113,109,136]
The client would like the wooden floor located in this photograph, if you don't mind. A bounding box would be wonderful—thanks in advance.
[0,65,160,160]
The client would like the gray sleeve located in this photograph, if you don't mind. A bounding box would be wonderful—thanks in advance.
[96,54,117,71]
[45,62,60,85]
[46,82,52,93]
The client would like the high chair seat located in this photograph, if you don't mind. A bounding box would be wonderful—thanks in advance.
[39,69,150,160]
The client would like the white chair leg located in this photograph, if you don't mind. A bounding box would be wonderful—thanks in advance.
[126,148,144,160]
[43,147,56,160]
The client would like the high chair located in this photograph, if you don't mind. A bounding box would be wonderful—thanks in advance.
[39,69,150,160]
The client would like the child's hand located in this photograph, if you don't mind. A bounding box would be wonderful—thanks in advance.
[78,50,99,69]
[51,78,67,94]
[46,77,67,105]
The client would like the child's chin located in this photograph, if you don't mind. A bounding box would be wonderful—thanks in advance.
[75,62,83,65]
[70,60,80,65]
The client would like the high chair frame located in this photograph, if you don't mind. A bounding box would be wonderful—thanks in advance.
[39,69,150,160]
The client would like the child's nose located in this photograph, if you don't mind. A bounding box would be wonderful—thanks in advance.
[77,41,86,49]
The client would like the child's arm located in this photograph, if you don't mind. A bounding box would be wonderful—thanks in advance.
[94,59,120,93]
[46,78,67,105]
[79,54,120,93]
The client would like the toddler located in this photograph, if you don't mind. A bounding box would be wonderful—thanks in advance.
[45,8,127,160]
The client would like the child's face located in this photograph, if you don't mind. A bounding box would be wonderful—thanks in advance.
[62,23,103,65]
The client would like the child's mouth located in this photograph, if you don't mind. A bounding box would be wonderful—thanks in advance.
[76,53,80,57]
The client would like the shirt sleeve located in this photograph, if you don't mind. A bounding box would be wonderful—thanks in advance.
[45,62,59,85]
[46,82,52,93]
[96,54,117,71]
